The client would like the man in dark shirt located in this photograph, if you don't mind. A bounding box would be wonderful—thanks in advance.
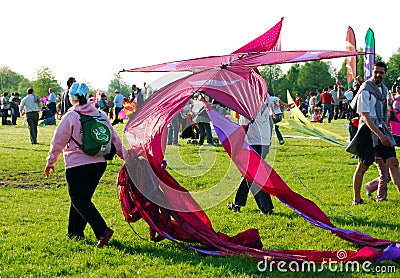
[60,77,76,117]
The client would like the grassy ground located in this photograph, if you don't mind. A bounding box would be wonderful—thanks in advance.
[0,115,399,277]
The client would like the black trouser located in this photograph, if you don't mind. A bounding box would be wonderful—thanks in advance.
[112,107,123,126]
[66,162,108,239]
[11,107,19,125]
[234,145,274,212]
[26,111,39,143]
[2,109,9,125]
[198,122,212,145]
[47,102,57,115]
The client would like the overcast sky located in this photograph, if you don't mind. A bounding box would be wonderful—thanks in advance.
[1,0,399,90]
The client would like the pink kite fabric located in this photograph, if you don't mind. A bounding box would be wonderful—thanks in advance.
[389,121,400,135]
[117,20,397,264]
[117,101,399,262]
[117,163,387,262]
[121,50,365,73]
[232,18,283,53]
[118,85,399,263]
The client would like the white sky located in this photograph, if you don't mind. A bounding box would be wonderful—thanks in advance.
[1,0,399,90]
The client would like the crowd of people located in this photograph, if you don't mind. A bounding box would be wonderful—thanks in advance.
[292,81,351,124]
[2,61,400,247]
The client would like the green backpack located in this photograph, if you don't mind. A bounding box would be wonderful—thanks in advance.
[71,111,113,157]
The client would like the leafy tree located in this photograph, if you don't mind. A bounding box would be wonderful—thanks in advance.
[17,78,33,97]
[258,65,283,95]
[337,59,348,86]
[296,61,335,97]
[32,66,62,97]
[356,49,364,79]
[108,73,131,99]
[0,66,24,93]
[271,76,292,102]
[385,48,400,90]
[285,63,300,93]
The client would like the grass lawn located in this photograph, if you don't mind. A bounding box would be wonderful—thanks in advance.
[0,114,399,277]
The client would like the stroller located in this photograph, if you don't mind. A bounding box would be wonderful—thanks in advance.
[179,111,199,144]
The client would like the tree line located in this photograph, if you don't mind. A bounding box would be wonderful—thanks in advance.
[1,47,399,103]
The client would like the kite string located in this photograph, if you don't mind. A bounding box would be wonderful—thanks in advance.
[282,139,355,217]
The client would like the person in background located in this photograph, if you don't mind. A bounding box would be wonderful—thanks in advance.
[308,91,316,116]
[97,93,110,116]
[346,62,400,205]
[10,92,21,125]
[111,90,124,126]
[227,98,274,215]
[391,84,400,118]
[39,107,56,126]
[19,88,43,144]
[60,77,76,117]
[329,85,339,120]
[193,95,214,146]
[167,116,180,146]
[315,89,322,109]
[130,83,144,108]
[45,82,124,247]
[319,87,334,123]
[269,94,288,145]
[1,92,11,125]
[47,88,57,116]
[179,97,194,133]
[294,93,303,109]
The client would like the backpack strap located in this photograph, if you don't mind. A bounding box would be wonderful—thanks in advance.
[70,111,83,148]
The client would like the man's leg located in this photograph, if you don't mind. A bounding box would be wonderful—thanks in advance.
[26,113,36,144]
[386,156,400,194]
[198,123,205,145]
[353,162,369,203]
[172,117,179,145]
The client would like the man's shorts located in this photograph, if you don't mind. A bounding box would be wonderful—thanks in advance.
[357,125,397,166]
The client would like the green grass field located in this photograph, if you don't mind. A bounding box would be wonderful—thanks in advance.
[0,115,399,277]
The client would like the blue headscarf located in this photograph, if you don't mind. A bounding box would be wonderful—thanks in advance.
[69,82,89,100]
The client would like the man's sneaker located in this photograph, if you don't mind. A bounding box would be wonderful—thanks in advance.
[352,199,366,206]
[260,209,274,215]
[97,228,114,247]
[278,140,284,145]
[227,202,240,212]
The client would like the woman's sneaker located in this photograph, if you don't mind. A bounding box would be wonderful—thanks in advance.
[227,202,240,212]
[97,228,114,247]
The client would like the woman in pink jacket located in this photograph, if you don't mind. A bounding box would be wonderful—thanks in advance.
[45,82,124,247]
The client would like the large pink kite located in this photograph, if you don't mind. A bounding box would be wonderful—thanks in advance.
[117,18,400,264]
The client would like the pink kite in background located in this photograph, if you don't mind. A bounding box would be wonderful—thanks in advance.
[41,94,50,106]
[117,18,399,264]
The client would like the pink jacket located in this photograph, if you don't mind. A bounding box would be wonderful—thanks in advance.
[46,102,124,169]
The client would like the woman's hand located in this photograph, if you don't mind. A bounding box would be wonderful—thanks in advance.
[45,166,54,177]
